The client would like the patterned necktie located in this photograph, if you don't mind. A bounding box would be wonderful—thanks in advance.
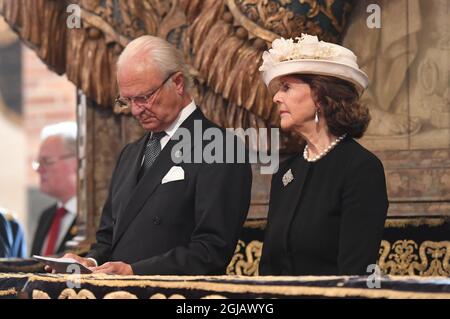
[44,206,67,256]
[138,131,166,180]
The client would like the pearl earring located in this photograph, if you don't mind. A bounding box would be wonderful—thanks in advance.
[314,110,319,124]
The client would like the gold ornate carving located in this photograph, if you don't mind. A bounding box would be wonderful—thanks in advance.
[79,8,129,48]
[104,291,138,299]
[299,0,351,34]
[201,294,228,299]
[385,218,447,228]
[33,290,227,299]
[58,288,96,299]
[230,0,347,42]
[32,289,50,299]
[0,0,68,74]
[379,240,450,276]
[150,293,185,299]
[226,0,279,42]
[33,290,228,299]
[14,272,450,299]
[243,219,266,229]
[225,239,450,277]
[379,240,419,276]
[415,241,450,276]
[0,288,16,297]
[0,0,303,152]
[227,240,262,276]
[187,0,278,134]
[233,0,294,38]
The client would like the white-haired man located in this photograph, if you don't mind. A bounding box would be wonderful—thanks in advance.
[31,122,78,256]
[60,36,252,275]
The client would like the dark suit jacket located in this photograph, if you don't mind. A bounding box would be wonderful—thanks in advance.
[31,204,77,256]
[260,137,388,276]
[0,210,27,258]
[87,109,252,275]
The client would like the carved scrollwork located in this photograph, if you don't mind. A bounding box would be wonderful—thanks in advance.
[379,240,450,276]
[227,240,262,276]
[1,0,350,152]
[227,239,450,277]
[33,289,227,299]
[32,288,96,299]
[231,0,353,43]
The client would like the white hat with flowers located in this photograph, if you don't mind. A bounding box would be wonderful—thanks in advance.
[259,34,369,95]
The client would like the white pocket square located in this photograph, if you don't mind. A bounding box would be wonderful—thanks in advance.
[162,166,185,184]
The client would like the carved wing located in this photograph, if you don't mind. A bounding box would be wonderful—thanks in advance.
[0,0,354,151]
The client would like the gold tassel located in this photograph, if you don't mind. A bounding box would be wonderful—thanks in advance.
[207,35,245,94]
[188,0,224,55]
[194,19,233,78]
[201,90,226,127]
[222,43,255,103]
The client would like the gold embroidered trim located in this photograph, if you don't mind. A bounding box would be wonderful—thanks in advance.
[21,273,450,298]
[26,280,450,299]
[226,0,278,42]
[0,288,16,297]
[243,219,266,229]
[227,240,262,276]
[379,240,450,276]
[385,218,447,228]
[32,290,50,299]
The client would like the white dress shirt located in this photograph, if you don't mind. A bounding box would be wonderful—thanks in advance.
[141,100,197,166]
[88,101,198,267]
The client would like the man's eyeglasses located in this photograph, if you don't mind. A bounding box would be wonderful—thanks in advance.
[32,154,75,171]
[115,72,177,110]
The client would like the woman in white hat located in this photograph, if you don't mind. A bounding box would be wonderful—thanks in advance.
[259,34,388,276]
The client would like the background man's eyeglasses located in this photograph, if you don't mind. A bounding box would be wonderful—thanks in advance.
[32,154,75,170]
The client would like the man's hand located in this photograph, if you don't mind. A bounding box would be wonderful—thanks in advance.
[43,253,97,273]
[91,262,133,275]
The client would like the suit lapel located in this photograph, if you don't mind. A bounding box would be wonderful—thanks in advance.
[130,132,150,183]
[31,205,57,255]
[274,156,311,253]
[56,217,77,254]
[112,109,203,247]
[110,135,148,222]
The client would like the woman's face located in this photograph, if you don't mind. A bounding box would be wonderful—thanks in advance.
[273,75,317,132]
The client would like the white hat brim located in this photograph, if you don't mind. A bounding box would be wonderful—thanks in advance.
[262,59,369,95]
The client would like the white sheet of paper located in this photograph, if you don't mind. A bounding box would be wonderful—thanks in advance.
[33,255,92,274]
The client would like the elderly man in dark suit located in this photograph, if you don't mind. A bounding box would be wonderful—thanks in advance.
[60,35,252,275]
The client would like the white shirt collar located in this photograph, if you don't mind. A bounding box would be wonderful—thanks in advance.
[155,101,197,150]
[163,100,197,139]
[141,101,197,165]
[57,197,77,216]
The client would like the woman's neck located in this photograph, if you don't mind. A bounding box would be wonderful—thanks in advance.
[297,124,337,158]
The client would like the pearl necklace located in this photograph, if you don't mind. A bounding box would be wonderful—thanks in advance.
[303,134,347,162]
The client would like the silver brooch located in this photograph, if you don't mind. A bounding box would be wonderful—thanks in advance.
[282,169,294,187]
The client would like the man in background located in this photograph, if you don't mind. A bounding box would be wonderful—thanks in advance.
[31,122,78,256]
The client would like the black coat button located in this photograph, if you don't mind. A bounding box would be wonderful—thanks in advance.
[153,216,161,225]
[112,218,116,226]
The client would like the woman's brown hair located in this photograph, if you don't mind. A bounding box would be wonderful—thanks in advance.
[295,74,371,139]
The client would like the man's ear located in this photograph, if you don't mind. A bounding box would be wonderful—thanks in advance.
[173,72,185,95]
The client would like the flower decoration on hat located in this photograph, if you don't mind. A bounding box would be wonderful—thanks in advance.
[259,33,369,94]
[259,34,342,72]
